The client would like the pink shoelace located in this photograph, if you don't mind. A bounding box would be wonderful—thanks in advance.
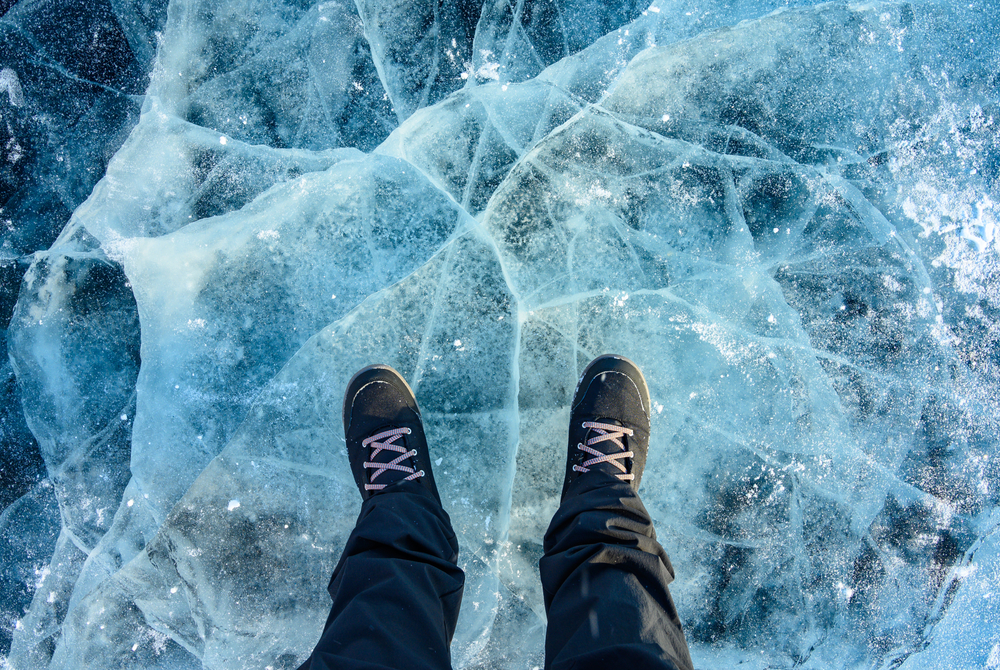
[363,427,425,491]
[573,421,635,481]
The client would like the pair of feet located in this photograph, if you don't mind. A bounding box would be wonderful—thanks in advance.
[343,355,651,503]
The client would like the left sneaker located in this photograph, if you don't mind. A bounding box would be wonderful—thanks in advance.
[342,364,440,503]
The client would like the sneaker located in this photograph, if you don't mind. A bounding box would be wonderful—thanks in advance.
[343,364,440,503]
[562,354,651,500]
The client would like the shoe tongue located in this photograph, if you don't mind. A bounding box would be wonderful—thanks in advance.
[584,420,632,479]
[367,428,416,487]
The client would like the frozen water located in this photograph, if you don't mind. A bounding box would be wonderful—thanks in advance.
[0,481,59,654]
[49,226,518,668]
[0,0,162,256]
[9,248,139,550]
[2,0,999,668]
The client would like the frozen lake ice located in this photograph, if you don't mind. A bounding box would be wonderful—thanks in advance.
[1,0,999,667]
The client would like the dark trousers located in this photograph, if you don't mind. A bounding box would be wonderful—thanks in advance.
[300,474,693,670]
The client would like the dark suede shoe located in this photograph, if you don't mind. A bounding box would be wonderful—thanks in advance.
[343,364,440,503]
[562,354,651,500]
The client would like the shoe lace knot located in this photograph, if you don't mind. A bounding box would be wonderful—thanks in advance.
[573,421,635,481]
[362,427,425,491]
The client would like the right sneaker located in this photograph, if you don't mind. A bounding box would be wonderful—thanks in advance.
[561,354,651,500]
[342,364,440,503]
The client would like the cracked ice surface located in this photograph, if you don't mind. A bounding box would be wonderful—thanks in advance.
[3,0,1000,668]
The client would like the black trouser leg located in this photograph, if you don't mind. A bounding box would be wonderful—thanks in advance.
[300,481,464,670]
[540,472,694,670]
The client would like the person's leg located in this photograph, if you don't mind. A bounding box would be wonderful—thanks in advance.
[540,355,693,670]
[303,480,463,670]
[300,365,464,670]
[541,473,692,670]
